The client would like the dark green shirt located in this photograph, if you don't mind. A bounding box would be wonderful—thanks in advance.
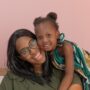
[0,68,61,90]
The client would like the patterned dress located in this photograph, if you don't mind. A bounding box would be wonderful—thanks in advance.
[51,33,90,90]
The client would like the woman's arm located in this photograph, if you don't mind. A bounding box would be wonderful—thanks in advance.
[58,42,74,90]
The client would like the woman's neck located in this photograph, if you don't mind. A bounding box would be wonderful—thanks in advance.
[34,64,43,75]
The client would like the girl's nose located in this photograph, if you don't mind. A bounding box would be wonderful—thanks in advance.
[43,37,48,43]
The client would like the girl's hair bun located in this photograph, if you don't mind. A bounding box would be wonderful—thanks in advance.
[33,17,42,26]
[47,12,57,21]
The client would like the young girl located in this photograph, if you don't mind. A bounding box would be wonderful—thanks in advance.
[33,12,90,90]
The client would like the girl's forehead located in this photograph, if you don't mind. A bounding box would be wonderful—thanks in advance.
[36,21,55,28]
[35,22,56,33]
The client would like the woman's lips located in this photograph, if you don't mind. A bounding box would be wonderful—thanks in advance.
[35,52,43,60]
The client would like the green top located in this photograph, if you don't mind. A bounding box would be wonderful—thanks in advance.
[0,68,61,90]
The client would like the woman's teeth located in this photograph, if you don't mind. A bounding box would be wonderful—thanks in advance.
[35,53,41,59]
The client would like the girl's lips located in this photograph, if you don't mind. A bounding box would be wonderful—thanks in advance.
[44,45,49,47]
[43,44,50,49]
[43,46,50,51]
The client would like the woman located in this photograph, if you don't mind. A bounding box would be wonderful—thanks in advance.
[0,29,61,90]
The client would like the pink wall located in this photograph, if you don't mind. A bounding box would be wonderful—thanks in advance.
[0,0,90,68]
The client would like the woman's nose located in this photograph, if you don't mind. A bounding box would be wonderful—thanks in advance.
[28,48,36,56]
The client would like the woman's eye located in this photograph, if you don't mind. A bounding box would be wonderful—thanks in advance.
[20,48,28,55]
[47,34,51,38]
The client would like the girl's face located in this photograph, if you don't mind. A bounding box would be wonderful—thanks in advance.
[16,36,45,65]
[35,21,59,51]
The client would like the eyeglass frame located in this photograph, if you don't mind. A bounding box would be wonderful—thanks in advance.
[18,39,37,57]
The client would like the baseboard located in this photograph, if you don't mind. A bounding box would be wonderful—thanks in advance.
[0,68,7,76]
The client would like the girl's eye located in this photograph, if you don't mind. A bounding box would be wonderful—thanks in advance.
[37,36,43,40]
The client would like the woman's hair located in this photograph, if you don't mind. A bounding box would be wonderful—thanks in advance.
[33,12,59,30]
[7,29,52,84]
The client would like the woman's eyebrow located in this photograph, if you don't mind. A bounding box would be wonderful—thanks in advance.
[28,39,34,45]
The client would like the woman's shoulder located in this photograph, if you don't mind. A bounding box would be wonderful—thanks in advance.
[0,71,28,90]
[2,71,24,82]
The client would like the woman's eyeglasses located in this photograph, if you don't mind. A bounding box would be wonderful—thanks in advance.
[19,39,37,57]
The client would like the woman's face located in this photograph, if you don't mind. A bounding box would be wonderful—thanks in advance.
[16,36,45,65]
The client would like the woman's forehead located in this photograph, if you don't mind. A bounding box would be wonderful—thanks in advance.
[16,36,32,50]
[17,36,32,43]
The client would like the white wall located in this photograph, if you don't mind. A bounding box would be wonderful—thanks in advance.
[0,76,4,84]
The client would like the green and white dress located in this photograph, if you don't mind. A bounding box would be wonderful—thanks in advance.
[51,33,90,90]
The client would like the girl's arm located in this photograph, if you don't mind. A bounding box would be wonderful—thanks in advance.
[58,42,74,90]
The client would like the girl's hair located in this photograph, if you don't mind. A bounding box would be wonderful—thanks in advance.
[7,29,52,84]
[33,12,59,30]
